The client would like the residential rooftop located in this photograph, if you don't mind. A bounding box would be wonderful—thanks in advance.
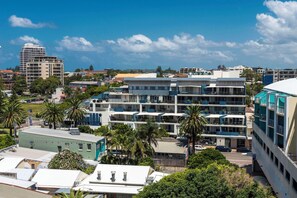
[265,78,297,96]
[20,127,104,143]
[152,139,186,154]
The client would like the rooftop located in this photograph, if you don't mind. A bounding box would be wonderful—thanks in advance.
[70,81,99,85]
[20,127,104,143]
[32,169,87,189]
[0,157,24,172]
[0,175,36,189]
[265,78,297,96]
[152,139,186,154]
[0,183,51,198]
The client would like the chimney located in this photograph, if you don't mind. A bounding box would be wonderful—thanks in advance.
[123,172,127,181]
[97,171,101,180]
[111,171,116,182]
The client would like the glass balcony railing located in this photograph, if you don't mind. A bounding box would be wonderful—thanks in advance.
[277,125,284,135]
[268,119,274,127]
[277,107,285,115]
[259,114,266,121]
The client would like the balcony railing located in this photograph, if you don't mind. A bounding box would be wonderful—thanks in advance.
[277,125,284,135]
[268,102,275,110]
[259,114,266,121]
[268,119,274,127]
[277,107,285,115]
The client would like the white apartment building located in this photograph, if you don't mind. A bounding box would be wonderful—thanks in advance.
[25,56,64,86]
[265,69,297,83]
[20,43,45,74]
[253,78,297,197]
[88,74,247,148]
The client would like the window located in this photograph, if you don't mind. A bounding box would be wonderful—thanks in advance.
[87,144,91,151]
[280,163,284,174]
[275,157,278,167]
[286,170,290,182]
[79,143,83,150]
[150,86,156,90]
[270,152,274,161]
[158,86,165,90]
[293,179,297,192]
[266,147,270,155]
[65,143,70,148]
[263,143,266,150]
[57,146,62,152]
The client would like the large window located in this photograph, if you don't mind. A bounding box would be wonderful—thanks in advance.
[79,143,83,150]
[87,144,92,151]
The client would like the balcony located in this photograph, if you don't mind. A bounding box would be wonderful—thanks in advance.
[268,102,275,110]
[216,131,240,136]
[259,114,266,121]
[277,107,285,115]
[268,119,274,127]
[277,125,284,135]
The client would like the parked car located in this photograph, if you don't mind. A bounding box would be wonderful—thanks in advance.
[215,146,231,152]
[195,145,206,151]
[236,147,251,153]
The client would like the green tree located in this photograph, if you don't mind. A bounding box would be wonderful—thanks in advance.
[0,135,16,149]
[66,97,86,127]
[48,149,87,170]
[156,66,163,77]
[78,125,94,134]
[179,105,207,154]
[60,190,87,198]
[12,76,27,95]
[89,65,94,71]
[136,164,274,198]
[2,99,26,136]
[40,102,64,129]
[187,148,231,169]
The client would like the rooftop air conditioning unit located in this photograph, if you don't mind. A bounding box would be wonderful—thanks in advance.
[69,128,80,135]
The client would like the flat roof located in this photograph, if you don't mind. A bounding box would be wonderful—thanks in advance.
[265,78,297,96]
[0,183,51,198]
[70,81,99,85]
[152,141,186,154]
[0,175,36,189]
[32,169,87,189]
[0,157,24,172]
[21,127,104,143]
[0,147,56,162]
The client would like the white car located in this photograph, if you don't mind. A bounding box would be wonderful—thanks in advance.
[195,145,206,151]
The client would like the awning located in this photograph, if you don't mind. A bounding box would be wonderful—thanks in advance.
[162,113,185,117]
[110,112,138,115]
[137,112,163,116]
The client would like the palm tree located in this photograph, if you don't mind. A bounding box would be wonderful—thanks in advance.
[66,97,86,127]
[60,189,88,198]
[137,119,167,147]
[129,130,154,159]
[2,99,26,136]
[40,102,64,129]
[179,105,207,154]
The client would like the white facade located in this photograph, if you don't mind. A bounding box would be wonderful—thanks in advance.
[20,43,45,74]
[89,77,247,148]
[253,78,297,197]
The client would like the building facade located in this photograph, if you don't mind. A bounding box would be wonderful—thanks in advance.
[263,69,297,85]
[88,76,247,148]
[19,127,106,160]
[25,56,64,86]
[20,43,45,74]
[253,78,297,197]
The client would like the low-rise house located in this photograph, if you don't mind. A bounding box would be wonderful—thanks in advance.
[69,81,102,92]
[74,164,168,198]
[32,169,87,193]
[19,127,106,160]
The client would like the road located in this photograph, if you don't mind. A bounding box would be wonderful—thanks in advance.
[222,151,252,167]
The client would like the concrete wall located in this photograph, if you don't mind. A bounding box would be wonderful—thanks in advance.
[253,123,297,198]
[19,132,105,160]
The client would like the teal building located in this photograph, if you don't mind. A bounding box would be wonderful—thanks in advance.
[19,127,106,160]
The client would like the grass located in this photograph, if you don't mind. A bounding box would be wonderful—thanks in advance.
[22,103,45,115]
[0,128,10,136]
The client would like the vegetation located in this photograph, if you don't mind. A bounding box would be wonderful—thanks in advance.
[179,105,207,154]
[78,125,94,134]
[65,97,86,127]
[136,163,274,198]
[48,150,95,174]
[0,135,16,149]
[12,76,27,95]
[22,103,45,116]
[187,149,231,169]
[1,98,26,136]
[40,102,65,129]
[29,76,61,95]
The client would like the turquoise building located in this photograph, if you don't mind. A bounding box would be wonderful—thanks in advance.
[19,127,106,160]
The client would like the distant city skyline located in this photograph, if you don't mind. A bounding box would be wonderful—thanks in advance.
[1,0,297,71]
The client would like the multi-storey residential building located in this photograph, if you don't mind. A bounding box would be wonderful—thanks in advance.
[25,56,64,86]
[253,78,297,197]
[88,74,247,148]
[263,69,297,85]
[20,43,45,74]
[0,70,19,90]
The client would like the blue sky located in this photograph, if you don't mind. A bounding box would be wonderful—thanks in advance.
[0,0,297,71]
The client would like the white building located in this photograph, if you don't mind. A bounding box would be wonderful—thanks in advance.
[227,65,252,74]
[253,78,297,197]
[20,43,45,74]
[74,164,168,197]
[88,74,247,148]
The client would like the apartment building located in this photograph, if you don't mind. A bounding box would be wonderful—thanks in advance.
[263,69,297,85]
[88,74,247,148]
[253,78,297,197]
[0,70,19,90]
[25,56,64,86]
[20,43,45,74]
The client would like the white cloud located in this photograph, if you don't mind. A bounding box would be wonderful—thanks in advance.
[57,36,100,52]
[10,35,41,45]
[256,0,297,43]
[8,15,53,28]
[116,34,153,53]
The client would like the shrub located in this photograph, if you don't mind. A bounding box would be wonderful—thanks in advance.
[78,125,94,134]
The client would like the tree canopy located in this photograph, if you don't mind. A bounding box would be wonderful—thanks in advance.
[136,164,274,198]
